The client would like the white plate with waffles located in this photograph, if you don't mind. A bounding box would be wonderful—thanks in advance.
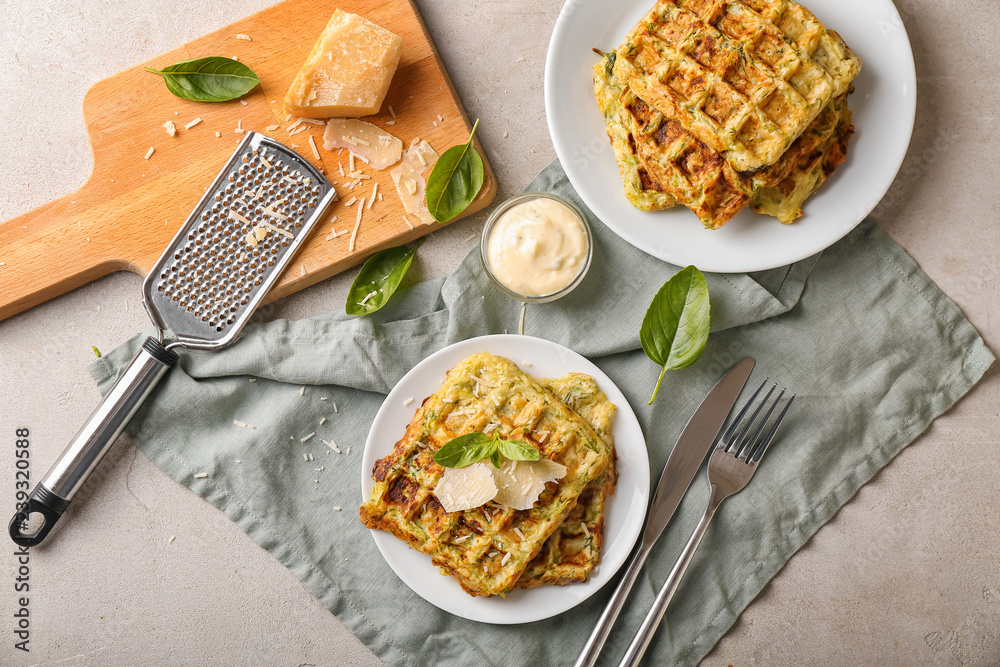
[361,335,650,624]
[545,0,916,273]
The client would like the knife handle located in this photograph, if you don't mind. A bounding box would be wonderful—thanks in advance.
[574,543,652,667]
[8,337,177,547]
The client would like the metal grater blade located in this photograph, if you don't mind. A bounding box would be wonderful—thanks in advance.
[141,132,336,350]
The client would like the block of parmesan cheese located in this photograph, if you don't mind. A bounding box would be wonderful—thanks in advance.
[283,10,402,119]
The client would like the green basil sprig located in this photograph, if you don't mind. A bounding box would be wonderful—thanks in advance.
[433,432,540,469]
[640,265,711,404]
[145,57,260,102]
[346,238,424,316]
[425,119,484,223]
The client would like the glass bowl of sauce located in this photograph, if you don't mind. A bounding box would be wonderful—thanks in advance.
[480,193,593,303]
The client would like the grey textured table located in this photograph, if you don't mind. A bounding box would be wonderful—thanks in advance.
[1,1,998,665]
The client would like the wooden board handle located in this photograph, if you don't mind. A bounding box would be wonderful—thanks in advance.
[0,191,138,321]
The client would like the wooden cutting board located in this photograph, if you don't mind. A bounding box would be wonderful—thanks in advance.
[0,0,496,322]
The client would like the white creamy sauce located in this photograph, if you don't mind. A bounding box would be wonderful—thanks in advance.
[487,198,588,297]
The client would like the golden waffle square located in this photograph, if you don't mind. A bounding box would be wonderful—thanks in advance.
[517,373,617,588]
[613,0,861,171]
[593,52,677,212]
[748,94,853,223]
[360,353,612,597]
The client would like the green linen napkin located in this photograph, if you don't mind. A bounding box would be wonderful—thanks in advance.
[89,160,993,667]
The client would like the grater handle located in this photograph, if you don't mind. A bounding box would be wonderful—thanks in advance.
[9,337,178,547]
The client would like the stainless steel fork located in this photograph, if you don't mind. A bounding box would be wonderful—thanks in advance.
[618,380,794,667]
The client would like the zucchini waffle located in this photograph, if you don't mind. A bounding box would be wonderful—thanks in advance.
[613,0,861,171]
[360,353,612,597]
[517,373,618,589]
[594,50,855,227]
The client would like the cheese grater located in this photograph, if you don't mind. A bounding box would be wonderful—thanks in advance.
[10,132,337,546]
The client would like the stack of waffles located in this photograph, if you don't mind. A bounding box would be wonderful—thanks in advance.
[595,0,862,228]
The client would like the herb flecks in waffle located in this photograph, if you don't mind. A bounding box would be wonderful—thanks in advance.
[360,353,612,597]
[613,0,861,171]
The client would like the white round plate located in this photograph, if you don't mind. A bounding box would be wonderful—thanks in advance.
[361,335,650,624]
[545,0,916,273]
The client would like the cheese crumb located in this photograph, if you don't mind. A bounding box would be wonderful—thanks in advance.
[163,120,176,136]
[349,198,364,252]
[236,33,251,41]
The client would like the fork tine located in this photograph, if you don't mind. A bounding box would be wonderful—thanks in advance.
[718,378,768,450]
[731,383,777,458]
[749,394,795,464]
[737,387,783,460]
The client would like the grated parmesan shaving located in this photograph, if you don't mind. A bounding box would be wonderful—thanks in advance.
[184,117,202,129]
[367,184,377,209]
[194,473,208,479]
[144,146,155,160]
[454,534,470,543]
[300,433,315,442]
[308,135,321,160]
[514,527,525,541]
[501,552,511,566]
[236,33,251,41]
[388,106,396,118]
[349,198,364,252]
[233,420,247,427]
[266,124,280,131]
[581,522,590,538]
[228,209,252,225]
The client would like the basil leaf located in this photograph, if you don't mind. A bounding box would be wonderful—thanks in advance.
[145,57,260,102]
[345,238,424,316]
[433,433,496,468]
[496,439,541,462]
[490,449,504,469]
[640,265,711,404]
[425,119,484,223]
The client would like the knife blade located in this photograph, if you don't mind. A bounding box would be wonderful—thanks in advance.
[573,357,755,667]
